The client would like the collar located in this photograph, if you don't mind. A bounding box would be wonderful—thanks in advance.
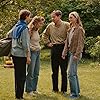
[54,20,62,27]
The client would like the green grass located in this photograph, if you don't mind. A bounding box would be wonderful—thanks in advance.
[0,49,100,100]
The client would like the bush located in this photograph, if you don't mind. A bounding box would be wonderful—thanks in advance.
[85,36,100,63]
[89,36,100,63]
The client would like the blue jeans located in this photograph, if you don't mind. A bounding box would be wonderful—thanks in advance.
[68,52,82,96]
[25,50,40,92]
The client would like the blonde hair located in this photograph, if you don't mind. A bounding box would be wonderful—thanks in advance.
[69,11,83,27]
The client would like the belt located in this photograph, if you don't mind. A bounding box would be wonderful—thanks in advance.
[53,43,64,47]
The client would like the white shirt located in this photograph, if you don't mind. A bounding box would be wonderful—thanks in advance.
[68,27,75,47]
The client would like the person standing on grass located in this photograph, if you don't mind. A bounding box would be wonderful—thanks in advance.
[25,16,45,96]
[11,9,31,100]
[62,11,85,99]
[42,10,69,94]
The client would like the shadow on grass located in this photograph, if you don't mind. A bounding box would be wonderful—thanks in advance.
[25,93,58,100]
[25,93,93,100]
[36,94,58,100]
[77,95,93,100]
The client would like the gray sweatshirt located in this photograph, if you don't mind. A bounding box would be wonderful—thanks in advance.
[11,28,30,57]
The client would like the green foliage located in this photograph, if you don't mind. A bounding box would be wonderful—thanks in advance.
[0,0,100,60]
[60,0,100,37]
[40,48,50,61]
[89,36,100,63]
[85,37,97,54]
[85,36,100,63]
[0,57,4,65]
[0,0,100,38]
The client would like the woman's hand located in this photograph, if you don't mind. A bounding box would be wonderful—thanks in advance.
[61,52,66,59]
[73,55,78,61]
[47,43,53,47]
[61,55,66,59]
[26,56,31,64]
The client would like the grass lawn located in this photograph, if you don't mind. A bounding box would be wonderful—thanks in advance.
[0,49,100,100]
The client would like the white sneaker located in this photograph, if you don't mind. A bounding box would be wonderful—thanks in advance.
[26,91,36,97]
[27,91,33,95]
[33,91,40,95]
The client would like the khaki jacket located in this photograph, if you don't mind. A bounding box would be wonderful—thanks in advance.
[42,20,70,45]
[63,26,85,59]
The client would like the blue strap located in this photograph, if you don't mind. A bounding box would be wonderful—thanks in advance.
[12,20,27,39]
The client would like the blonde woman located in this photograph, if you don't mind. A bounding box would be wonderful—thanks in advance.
[62,11,85,99]
[25,16,45,95]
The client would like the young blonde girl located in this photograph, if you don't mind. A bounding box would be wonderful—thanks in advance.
[62,11,85,99]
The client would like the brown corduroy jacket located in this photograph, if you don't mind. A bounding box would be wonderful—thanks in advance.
[62,26,85,59]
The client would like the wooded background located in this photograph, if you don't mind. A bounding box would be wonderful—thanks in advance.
[0,0,100,61]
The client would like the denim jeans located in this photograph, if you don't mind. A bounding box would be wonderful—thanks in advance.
[25,50,40,92]
[68,52,82,96]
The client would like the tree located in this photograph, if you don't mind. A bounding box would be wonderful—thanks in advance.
[0,0,100,61]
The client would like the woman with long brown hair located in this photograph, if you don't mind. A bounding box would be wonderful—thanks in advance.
[25,16,45,96]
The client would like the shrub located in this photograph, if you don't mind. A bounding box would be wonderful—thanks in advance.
[85,36,100,63]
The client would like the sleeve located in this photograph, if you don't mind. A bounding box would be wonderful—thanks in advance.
[74,28,85,58]
[62,23,70,56]
[21,28,30,54]
[63,38,68,55]
[65,22,70,34]
[6,26,15,38]
[42,25,51,45]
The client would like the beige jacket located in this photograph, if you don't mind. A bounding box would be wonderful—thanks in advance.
[42,20,70,45]
[62,26,85,59]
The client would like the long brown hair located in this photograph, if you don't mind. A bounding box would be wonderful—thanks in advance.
[28,16,45,36]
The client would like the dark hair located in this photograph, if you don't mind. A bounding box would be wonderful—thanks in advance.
[19,9,31,20]
[51,10,62,17]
